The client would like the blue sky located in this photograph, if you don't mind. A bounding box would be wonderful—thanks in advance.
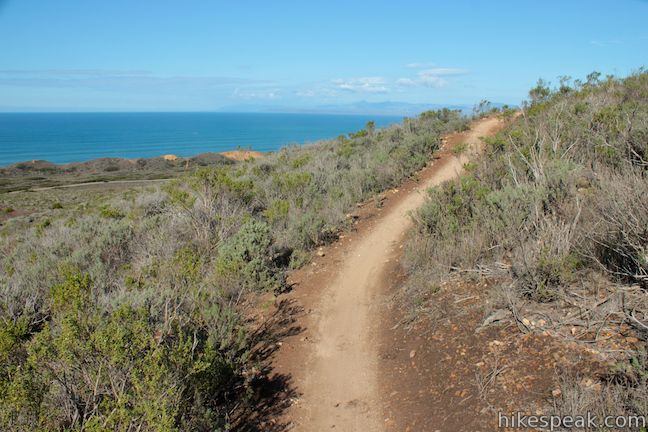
[0,0,647,112]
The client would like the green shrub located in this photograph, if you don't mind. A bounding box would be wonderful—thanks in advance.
[288,248,310,269]
[99,205,126,219]
[173,246,203,284]
[216,220,283,292]
[35,219,51,238]
[191,166,255,204]
[263,199,290,224]
[271,171,312,194]
[290,154,311,169]
[452,142,468,155]
[512,219,581,301]
[0,269,248,431]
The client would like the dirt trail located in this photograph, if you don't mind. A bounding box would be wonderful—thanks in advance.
[275,116,505,431]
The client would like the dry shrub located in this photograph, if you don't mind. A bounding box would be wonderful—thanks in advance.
[512,215,581,301]
[552,364,648,432]
[582,171,648,287]
[399,71,648,428]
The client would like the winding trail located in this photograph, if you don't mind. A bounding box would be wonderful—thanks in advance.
[274,116,505,431]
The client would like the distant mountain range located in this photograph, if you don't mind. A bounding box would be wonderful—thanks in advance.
[217,101,513,116]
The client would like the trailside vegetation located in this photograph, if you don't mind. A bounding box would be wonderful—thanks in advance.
[403,70,648,421]
[0,109,466,431]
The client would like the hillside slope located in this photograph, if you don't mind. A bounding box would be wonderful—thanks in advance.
[0,109,467,431]
[395,71,648,430]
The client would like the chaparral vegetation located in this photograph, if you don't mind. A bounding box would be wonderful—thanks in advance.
[403,70,648,424]
[0,110,466,431]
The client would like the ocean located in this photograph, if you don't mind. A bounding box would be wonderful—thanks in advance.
[0,112,402,167]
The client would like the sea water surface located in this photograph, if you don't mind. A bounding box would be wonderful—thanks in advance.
[0,112,402,167]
